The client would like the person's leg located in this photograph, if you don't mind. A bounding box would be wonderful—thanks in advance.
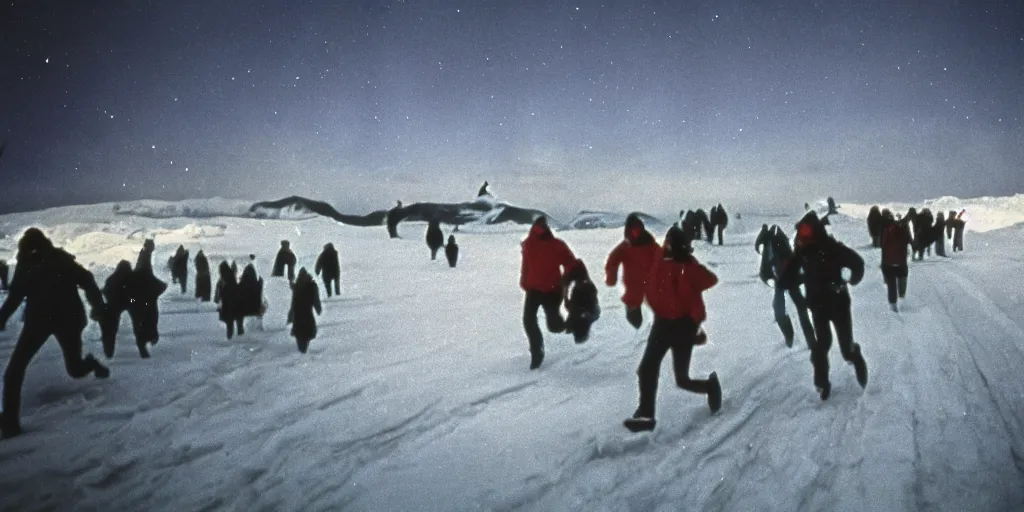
[539,291,566,334]
[54,329,107,379]
[788,287,817,350]
[773,286,794,346]
[2,328,50,436]
[634,317,672,419]
[522,291,545,368]
[809,306,834,395]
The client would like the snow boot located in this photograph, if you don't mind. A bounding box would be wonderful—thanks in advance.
[529,351,544,370]
[889,303,898,313]
[136,342,150,359]
[778,316,795,348]
[852,344,868,388]
[817,381,831,401]
[707,372,722,413]
[87,355,110,379]
[624,416,656,432]
[0,414,22,440]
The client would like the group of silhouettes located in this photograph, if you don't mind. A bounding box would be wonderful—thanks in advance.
[0,229,347,440]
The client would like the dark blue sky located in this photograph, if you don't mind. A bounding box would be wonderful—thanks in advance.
[2,0,1022,218]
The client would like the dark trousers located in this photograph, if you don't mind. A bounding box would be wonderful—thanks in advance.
[523,290,565,360]
[323,276,340,297]
[934,237,946,257]
[195,273,211,302]
[430,247,441,260]
[881,264,908,305]
[3,326,96,427]
[635,316,711,419]
[808,291,857,388]
[225,317,244,339]
[716,224,725,245]
[773,285,816,349]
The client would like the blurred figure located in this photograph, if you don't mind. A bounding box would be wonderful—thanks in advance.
[563,259,600,344]
[215,261,244,339]
[194,250,212,301]
[426,219,444,260]
[315,243,342,297]
[880,210,913,312]
[445,235,459,268]
[170,245,189,294]
[289,268,322,353]
[866,206,883,248]
[605,213,658,329]
[758,224,815,349]
[272,240,296,284]
[950,210,967,252]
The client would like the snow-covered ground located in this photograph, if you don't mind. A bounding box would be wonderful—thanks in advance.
[0,195,1022,511]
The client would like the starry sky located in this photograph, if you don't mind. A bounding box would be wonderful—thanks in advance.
[2,0,1022,219]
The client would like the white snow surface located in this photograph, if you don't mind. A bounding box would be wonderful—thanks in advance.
[0,196,1023,511]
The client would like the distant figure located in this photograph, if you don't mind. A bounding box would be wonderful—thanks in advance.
[605,213,658,329]
[194,250,212,301]
[289,268,322,354]
[694,208,712,243]
[445,235,459,268]
[867,206,883,248]
[387,200,404,239]
[946,210,957,239]
[932,212,947,257]
[315,243,341,297]
[0,228,110,439]
[215,261,244,339]
[711,203,729,245]
[477,181,491,197]
[950,210,967,252]
[170,245,189,294]
[804,202,810,212]
[130,262,168,356]
[0,260,8,291]
[563,259,600,344]
[519,216,578,370]
[238,262,265,330]
[136,238,155,275]
[880,211,913,312]
[826,197,839,215]
[425,219,444,260]
[913,208,934,260]
[272,240,296,284]
[101,260,135,358]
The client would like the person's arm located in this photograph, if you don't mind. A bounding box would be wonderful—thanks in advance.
[604,242,625,286]
[840,244,865,286]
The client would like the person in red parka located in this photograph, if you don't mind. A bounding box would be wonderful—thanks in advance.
[605,213,659,329]
[520,216,578,370]
[624,226,722,432]
[879,209,913,312]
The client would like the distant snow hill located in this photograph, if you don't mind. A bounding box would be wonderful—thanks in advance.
[249,196,387,226]
[567,210,667,230]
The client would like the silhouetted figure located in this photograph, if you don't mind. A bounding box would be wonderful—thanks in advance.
[932,212,947,257]
[710,203,729,245]
[129,264,167,356]
[170,245,189,294]
[215,261,244,339]
[563,259,600,344]
[695,208,712,243]
[194,250,212,301]
[272,240,296,284]
[946,210,957,239]
[0,229,110,439]
[826,197,839,215]
[0,260,8,291]
[387,200,404,238]
[520,216,578,370]
[136,238,155,275]
[100,260,135,358]
[804,202,810,211]
[950,210,967,252]
[238,263,265,329]
[867,206,883,248]
[445,235,459,268]
[880,211,913,312]
[315,243,341,297]
[477,181,490,197]
[289,268,322,353]
[426,219,444,260]
[913,208,934,260]
[779,212,867,400]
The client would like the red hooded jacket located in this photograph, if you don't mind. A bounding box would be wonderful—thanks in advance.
[520,227,577,293]
[644,247,718,322]
[605,238,659,309]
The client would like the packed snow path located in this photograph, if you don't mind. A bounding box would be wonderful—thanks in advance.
[0,205,1022,511]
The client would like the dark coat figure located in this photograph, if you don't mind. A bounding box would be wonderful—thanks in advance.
[136,238,155,275]
[238,263,265,319]
[128,266,167,356]
[170,245,189,294]
[913,208,935,260]
[563,259,600,344]
[426,219,444,260]
[680,210,698,242]
[694,208,712,243]
[759,225,816,349]
[520,216,578,370]
[826,197,839,215]
[880,211,913,311]
[0,259,9,291]
[100,260,141,359]
[215,261,244,339]
[949,210,967,252]
[289,268,322,353]
[194,250,212,301]
[315,243,341,297]
[867,206,883,248]
[932,212,947,257]
[272,240,296,283]
[0,229,110,439]
[625,226,721,432]
[946,210,957,239]
[445,235,459,268]
[710,203,728,245]
[387,200,404,238]
[779,212,867,400]
[477,181,490,197]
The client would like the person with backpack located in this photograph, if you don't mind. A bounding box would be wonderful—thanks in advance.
[563,259,600,344]
[880,210,913,312]
[520,216,578,370]
[604,213,659,329]
[624,226,722,432]
[779,212,868,400]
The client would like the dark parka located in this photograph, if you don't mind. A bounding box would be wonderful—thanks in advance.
[445,235,459,268]
[426,219,445,260]
[194,250,212,301]
[290,268,322,352]
[272,241,296,283]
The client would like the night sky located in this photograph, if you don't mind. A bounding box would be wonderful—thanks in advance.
[2,0,1022,218]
